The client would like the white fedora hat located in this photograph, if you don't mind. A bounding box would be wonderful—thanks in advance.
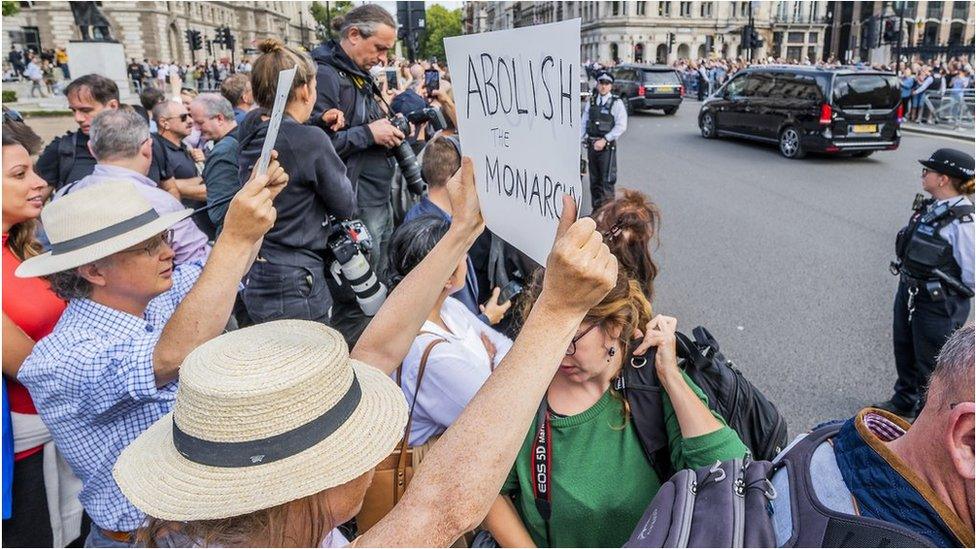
[15,180,193,278]
[113,320,408,521]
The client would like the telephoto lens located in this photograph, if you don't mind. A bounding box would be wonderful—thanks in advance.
[389,113,426,195]
[326,219,387,316]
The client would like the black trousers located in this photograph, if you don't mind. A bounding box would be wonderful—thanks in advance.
[587,142,617,211]
[3,450,52,547]
[242,259,333,326]
[891,279,971,410]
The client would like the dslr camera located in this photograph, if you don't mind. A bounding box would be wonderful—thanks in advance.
[389,106,448,196]
[326,217,387,316]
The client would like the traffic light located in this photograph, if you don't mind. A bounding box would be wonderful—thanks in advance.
[668,32,675,51]
[741,26,752,49]
[185,29,202,51]
[750,28,763,48]
[883,18,898,43]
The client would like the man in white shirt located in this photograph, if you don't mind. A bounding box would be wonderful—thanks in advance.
[581,71,628,209]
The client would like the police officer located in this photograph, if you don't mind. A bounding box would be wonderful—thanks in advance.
[581,71,628,210]
[876,148,975,419]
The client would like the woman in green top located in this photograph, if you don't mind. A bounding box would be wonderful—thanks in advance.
[483,273,748,547]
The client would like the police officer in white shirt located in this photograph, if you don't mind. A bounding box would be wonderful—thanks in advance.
[581,71,628,210]
[876,148,975,419]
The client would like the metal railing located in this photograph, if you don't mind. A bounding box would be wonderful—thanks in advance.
[920,88,975,129]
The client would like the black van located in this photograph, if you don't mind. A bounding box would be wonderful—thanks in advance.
[698,66,903,158]
[609,63,684,115]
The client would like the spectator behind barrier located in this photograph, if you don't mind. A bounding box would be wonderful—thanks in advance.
[190,94,239,233]
[35,74,120,190]
[114,157,620,547]
[1,117,88,547]
[51,109,210,265]
[483,272,747,547]
[236,38,356,327]
[593,189,662,302]
[388,215,513,447]
[16,155,288,546]
[220,73,254,125]
[406,136,509,325]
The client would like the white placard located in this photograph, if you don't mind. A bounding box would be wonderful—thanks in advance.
[256,66,297,176]
[445,20,582,266]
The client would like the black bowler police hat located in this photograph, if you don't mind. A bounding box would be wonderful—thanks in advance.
[596,72,614,83]
[919,148,975,181]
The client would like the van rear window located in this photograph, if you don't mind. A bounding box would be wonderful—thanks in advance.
[642,70,681,85]
[833,75,900,109]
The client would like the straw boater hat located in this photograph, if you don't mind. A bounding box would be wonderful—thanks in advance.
[113,320,408,521]
[15,180,193,278]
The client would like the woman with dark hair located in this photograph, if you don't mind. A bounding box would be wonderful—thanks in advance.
[388,216,512,448]
[1,115,86,547]
[592,188,662,301]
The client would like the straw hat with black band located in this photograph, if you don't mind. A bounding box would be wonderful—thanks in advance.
[15,180,194,278]
[113,319,408,521]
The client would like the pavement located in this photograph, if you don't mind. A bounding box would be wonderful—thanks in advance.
[613,101,974,436]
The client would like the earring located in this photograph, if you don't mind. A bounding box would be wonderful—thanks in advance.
[608,347,616,357]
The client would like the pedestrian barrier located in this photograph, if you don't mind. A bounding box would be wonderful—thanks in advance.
[922,89,975,129]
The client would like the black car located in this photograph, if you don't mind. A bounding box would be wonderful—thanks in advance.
[609,63,684,115]
[698,66,903,158]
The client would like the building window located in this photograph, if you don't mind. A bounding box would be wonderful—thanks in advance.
[808,32,818,43]
[810,2,819,21]
[637,1,647,16]
[792,1,802,22]
[786,46,803,60]
[659,1,671,17]
[951,1,969,20]
[926,1,943,19]
[700,2,712,17]
[788,32,805,43]
[612,1,620,16]
[679,1,692,17]
[731,2,737,17]
[741,2,750,18]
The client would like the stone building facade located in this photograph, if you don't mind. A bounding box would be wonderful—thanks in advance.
[463,1,831,64]
[4,1,318,64]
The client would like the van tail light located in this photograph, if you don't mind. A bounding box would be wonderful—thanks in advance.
[679,85,685,96]
[896,103,904,124]
[638,85,646,96]
[819,103,832,125]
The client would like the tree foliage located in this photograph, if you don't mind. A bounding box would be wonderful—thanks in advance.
[2,1,20,17]
[310,1,354,40]
[419,5,462,61]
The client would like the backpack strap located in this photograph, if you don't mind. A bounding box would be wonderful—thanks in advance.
[56,132,76,189]
[393,331,447,501]
[776,423,936,548]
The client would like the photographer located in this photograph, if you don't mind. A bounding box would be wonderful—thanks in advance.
[236,39,356,325]
[310,4,402,278]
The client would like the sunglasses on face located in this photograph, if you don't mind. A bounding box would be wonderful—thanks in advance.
[166,113,190,122]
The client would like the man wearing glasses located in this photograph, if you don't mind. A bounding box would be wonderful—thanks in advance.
[15,160,288,546]
[52,109,210,265]
[188,94,240,235]
[152,100,216,240]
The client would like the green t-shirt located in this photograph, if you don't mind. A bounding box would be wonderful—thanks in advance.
[501,372,748,547]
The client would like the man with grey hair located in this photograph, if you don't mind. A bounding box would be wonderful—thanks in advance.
[53,108,210,264]
[189,93,239,232]
[762,323,975,547]
[310,3,403,344]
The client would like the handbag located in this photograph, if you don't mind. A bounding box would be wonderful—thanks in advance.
[356,333,446,533]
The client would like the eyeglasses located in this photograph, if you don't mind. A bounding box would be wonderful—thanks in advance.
[165,113,190,121]
[119,229,174,257]
[922,167,932,176]
[566,324,599,356]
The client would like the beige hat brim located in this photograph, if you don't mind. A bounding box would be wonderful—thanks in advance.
[15,208,195,278]
[113,359,408,522]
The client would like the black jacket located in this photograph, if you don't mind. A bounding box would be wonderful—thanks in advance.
[237,108,357,264]
[310,40,387,187]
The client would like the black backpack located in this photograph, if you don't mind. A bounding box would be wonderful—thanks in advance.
[615,325,788,481]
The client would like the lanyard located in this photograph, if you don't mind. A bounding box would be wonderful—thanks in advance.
[531,398,554,545]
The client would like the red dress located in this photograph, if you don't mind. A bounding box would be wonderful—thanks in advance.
[2,232,66,460]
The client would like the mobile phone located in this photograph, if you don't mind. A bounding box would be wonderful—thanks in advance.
[386,69,398,89]
[424,68,440,94]
[498,280,523,305]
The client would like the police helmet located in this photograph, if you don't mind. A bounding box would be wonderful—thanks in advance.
[919,148,975,181]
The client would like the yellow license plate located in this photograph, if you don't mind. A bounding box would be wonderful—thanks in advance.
[657,86,673,93]
[852,124,878,133]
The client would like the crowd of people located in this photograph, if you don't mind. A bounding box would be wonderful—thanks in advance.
[1,5,974,548]
[5,45,70,98]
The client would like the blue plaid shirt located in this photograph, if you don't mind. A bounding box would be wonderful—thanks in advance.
[18,262,203,532]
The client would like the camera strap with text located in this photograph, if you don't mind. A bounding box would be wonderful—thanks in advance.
[531,397,554,546]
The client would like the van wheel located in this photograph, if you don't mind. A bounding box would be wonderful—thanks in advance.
[700,112,717,138]
[778,126,806,159]
[663,106,678,115]
[623,96,634,115]
[851,150,874,158]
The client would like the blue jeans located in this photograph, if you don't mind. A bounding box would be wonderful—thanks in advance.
[84,527,135,548]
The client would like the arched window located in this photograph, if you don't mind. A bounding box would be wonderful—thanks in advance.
[610,43,619,63]
[656,43,668,63]
[635,43,645,62]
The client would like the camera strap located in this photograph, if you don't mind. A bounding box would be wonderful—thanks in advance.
[531,397,554,546]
